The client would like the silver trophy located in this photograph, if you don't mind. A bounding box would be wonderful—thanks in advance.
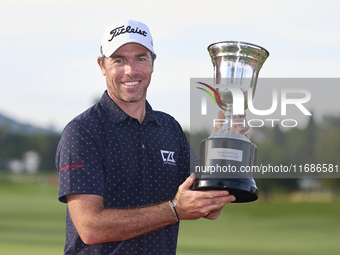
[192,41,269,202]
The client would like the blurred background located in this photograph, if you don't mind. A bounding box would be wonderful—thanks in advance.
[1,0,339,254]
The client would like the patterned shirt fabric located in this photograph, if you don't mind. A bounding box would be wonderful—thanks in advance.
[56,91,191,255]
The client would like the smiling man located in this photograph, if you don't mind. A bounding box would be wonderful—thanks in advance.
[56,20,238,255]
[98,42,154,123]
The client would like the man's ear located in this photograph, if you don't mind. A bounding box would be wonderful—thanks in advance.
[152,53,157,64]
[151,53,157,73]
[97,57,106,76]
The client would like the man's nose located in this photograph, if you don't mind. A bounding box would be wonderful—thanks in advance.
[124,62,137,76]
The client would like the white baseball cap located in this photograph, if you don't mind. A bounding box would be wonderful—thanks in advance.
[100,20,154,57]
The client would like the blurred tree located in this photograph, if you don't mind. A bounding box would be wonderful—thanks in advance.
[0,126,60,171]
[315,115,340,193]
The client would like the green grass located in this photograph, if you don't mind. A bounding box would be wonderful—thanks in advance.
[1,174,339,254]
[0,174,66,255]
[177,201,340,255]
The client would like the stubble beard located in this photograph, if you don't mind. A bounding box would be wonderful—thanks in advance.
[107,81,149,104]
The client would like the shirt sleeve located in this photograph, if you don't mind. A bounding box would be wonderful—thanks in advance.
[56,120,106,203]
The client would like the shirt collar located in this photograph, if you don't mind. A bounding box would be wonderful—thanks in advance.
[99,91,162,126]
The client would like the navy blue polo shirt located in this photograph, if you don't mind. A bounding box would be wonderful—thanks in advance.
[56,91,191,255]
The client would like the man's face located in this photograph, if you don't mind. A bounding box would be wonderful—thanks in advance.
[98,43,155,104]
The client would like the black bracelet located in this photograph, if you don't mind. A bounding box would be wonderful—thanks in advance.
[169,200,180,222]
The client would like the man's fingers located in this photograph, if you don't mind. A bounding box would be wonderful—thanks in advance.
[205,194,236,205]
[180,173,196,190]
[195,190,230,199]
[232,114,250,135]
[217,110,224,120]
[212,111,251,136]
[200,195,236,217]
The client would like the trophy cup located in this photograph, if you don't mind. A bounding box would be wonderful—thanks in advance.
[191,41,269,202]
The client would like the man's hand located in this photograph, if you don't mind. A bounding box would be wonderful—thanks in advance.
[173,174,235,220]
[211,110,250,139]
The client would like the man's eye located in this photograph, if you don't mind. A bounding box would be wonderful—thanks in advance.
[138,58,146,62]
[114,59,123,64]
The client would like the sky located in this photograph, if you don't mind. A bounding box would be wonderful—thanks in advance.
[1,0,339,132]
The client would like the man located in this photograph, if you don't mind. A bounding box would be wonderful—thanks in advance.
[56,20,245,255]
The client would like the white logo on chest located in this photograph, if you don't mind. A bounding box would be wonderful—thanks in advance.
[160,150,176,165]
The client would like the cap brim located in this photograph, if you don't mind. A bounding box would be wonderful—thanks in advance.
[103,39,154,57]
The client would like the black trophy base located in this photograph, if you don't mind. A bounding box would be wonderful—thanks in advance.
[192,137,258,203]
[191,178,258,203]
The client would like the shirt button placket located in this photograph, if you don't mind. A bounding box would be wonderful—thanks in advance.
[140,124,146,149]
